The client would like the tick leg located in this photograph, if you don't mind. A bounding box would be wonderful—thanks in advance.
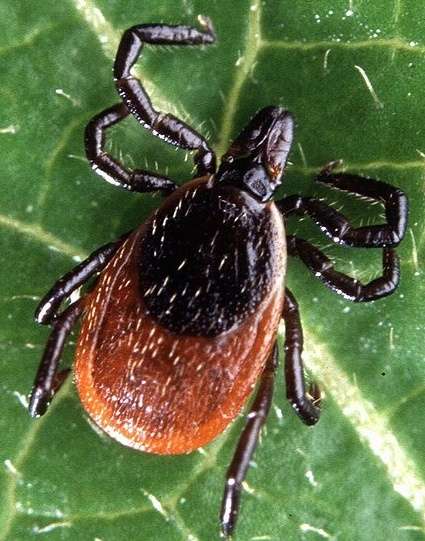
[282,288,320,425]
[317,161,408,246]
[29,300,84,417]
[220,345,277,538]
[35,231,131,325]
[85,103,177,194]
[278,161,408,248]
[287,235,400,302]
[114,17,216,176]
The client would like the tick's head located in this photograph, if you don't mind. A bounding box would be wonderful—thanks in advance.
[216,106,294,202]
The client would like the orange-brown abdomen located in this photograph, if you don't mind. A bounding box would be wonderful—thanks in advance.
[75,179,286,454]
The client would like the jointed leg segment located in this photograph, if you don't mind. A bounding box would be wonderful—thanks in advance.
[85,19,217,192]
[282,288,320,425]
[220,346,278,537]
[279,161,408,248]
[279,161,406,301]
[85,104,177,194]
[31,233,132,416]
[287,235,400,302]
[113,18,217,177]
[29,300,84,417]
[35,232,131,325]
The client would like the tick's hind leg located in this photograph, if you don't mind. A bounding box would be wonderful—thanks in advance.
[29,300,84,417]
[278,162,408,248]
[287,235,400,302]
[35,231,131,325]
[220,346,277,538]
[114,17,216,176]
[282,288,320,425]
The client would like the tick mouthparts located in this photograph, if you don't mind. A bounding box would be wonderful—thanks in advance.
[224,106,295,182]
[264,108,294,181]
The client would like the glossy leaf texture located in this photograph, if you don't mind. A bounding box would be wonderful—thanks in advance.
[1,1,424,540]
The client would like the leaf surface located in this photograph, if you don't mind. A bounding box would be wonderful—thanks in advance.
[0,1,424,540]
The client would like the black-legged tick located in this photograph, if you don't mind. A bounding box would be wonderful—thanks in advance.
[29,17,408,537]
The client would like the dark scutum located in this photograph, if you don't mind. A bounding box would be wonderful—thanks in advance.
[138,181,282,337]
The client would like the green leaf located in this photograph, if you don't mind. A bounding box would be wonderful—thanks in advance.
[1,1,424,540]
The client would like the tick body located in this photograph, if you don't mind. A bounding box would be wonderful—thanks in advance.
[76,178,286,454]
[29,16,408,538]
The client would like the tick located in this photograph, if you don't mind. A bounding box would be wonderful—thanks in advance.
[29,17,408,537]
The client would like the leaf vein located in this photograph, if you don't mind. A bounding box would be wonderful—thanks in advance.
[299,328,425,524]
[37,113,89,220]
[72,0,193,123]
[0,213,87,261]
[216,0,263,157]
[393,0,403,24]
[263,37,425,54]
[0,25,56,57]
[0,380,73,541]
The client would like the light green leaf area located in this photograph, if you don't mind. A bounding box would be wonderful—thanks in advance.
[0,1,424,540]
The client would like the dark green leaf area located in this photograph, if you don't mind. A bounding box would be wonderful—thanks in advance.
[1,1,424,540]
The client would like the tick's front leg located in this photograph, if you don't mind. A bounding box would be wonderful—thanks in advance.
[114,18,217,176]
[85,104,177,194]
